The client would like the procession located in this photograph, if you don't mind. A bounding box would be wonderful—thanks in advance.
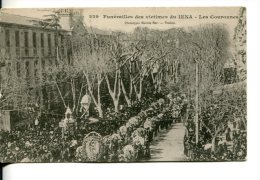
[0,7,246,162]
[0,88,247,162]
[0,93,186,162]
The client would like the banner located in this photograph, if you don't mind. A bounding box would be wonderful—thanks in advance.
[0,110,11,131]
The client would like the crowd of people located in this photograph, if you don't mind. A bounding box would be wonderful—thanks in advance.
[1,89,246,163]
[183,91,247,161]
[184,126,247,161]
[0,93,188,163]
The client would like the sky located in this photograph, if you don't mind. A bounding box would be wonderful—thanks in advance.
[1,7,241,37]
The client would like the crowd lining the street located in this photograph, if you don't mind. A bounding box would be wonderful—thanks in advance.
[0,93,187,162]
[0,89,247,162]
[183,90,247,161]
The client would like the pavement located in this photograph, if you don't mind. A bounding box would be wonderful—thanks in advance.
[149,123,188,162]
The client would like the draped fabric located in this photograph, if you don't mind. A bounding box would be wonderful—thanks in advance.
[0,111,11,131]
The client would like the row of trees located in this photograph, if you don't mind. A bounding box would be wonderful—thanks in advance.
[0,11,231,122]
[42,22,230,119]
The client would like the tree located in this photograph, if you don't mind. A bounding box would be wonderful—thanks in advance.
[73,41,108,118]
[200,87,246,152]
[0,55,39,120]
[129,27,186,97]
[177,25,230,95]
[37,11,63,60]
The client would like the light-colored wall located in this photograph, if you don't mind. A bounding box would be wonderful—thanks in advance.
[0,23,70,110]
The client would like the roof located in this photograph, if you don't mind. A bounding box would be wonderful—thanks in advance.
[0,12,42,26]
[0,12,110,35]
[0,12,68,31]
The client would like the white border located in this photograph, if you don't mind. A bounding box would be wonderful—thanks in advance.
[1,0,259,8]
[2,1,260,180]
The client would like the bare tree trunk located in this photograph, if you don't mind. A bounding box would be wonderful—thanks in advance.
[54,81,66,108]
[129,63,133,103]
[120,79,131,107]
[211,136,216,152]
[71,78,76,112]
[134,76,143,101]
[121,61,134,107]
[211,123,224,152]
[114,98,119,113]
[97,74,103,118]
[151,71,156,90]
[84,72,103,118]
[157,70,163,93]
[138,77,143,100]
[76,76,84,116]
[129,79,133,104]
[105,70,121,113]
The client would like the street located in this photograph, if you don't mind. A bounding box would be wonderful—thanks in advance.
[0,8,246,164]
[149,123,188,161]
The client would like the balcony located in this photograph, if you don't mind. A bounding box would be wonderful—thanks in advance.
[15,47,41,58]
[12,47,66,58]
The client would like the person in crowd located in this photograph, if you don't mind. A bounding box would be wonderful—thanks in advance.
[0,91,245,162]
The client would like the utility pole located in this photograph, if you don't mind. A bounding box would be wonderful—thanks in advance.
[195,56,199,144]
[190,41,201,145]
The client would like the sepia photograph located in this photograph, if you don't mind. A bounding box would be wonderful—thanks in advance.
[0,7,247,163]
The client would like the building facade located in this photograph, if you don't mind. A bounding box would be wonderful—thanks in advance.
[0,10,80,131]
[233,7,246,81]
[0,11,71,110]
[223,7,246,85]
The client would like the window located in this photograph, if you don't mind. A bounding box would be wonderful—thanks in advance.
[47,34,52,56]
[16,62,21,77]
[33,32,37,48]
[60,34,65,55]
[41,60,46,81]
[177,63,181,76]
[25,61,30,78]
[54,34,58,55]
[25,61,30,86]
[15,31,20,47]
[7,63,11,76]
[34,60,38,77]
[33,32,37,56]
[42,60,45,69]
[15,31,20,56]
[34,60,38,83]
[24,32,29,56]
[60,34,64,46]
[54,34,57,47]
[49,59,53,66]
[41,33,44,55]
[5,29,10,53]
[5,29,10,47]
